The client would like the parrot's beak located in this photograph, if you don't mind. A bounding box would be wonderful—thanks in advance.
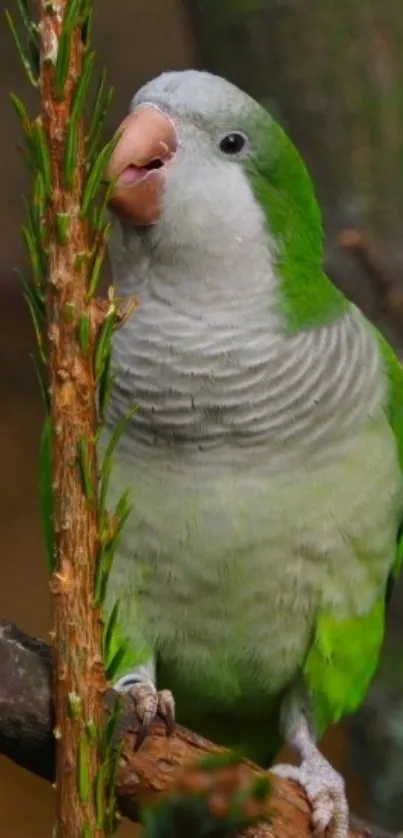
[106,104,178,225]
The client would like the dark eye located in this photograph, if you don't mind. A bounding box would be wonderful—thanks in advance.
[219,132,247,155]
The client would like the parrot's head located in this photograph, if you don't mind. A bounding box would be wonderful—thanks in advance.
[106,70,344,330]
[107,69,320,250]
[107,69,277,247]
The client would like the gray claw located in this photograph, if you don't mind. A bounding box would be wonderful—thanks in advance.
[134,720,151,751]
[157,688,176,736]
[129,682,176,748]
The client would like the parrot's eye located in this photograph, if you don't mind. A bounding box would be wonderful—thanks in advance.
[219,132,247,155]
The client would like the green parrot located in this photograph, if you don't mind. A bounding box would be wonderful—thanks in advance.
[102,70,403,837]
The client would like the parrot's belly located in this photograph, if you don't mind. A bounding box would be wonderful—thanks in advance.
[105,415,402,722]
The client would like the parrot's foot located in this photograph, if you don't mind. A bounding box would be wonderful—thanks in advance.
[129,681,176,749]
[271,756,348,838]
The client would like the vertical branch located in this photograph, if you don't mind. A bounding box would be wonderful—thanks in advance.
[8,0,137,828]
[8,0,137,830]
[38,1,106,836]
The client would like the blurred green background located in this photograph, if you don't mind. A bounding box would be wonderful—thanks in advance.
[1,0,403,834]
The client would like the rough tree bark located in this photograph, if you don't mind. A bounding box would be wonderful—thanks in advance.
[39,2,108,835]
[0,620,396,838]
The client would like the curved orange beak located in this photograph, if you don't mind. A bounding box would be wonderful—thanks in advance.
[106,104,178,225]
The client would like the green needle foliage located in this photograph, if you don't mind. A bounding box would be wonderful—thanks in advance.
[142,756,272,838]
[7,0,134,834]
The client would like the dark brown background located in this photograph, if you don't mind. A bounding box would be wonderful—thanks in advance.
[2,0,403,834]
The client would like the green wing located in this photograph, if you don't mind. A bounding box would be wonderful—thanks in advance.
[303,599,385,734]
[303,327,403,734]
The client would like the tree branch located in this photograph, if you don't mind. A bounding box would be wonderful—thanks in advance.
[0,619,396,838]
[338,229,403,333]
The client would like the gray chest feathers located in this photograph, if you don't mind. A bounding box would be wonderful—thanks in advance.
[108,288,385,472]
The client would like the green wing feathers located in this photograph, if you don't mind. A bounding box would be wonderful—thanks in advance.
[303,598,385,733]
[304,327,403,733]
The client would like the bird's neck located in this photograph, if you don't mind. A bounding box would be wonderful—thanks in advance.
[108,217,282,327]
[107,226,385,472]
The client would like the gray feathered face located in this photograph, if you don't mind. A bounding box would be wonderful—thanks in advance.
[106,70,271,248]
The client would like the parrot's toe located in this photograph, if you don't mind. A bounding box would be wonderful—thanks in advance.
[271,756,349,838]
[157,688,176,736]
[129,681,176,749]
